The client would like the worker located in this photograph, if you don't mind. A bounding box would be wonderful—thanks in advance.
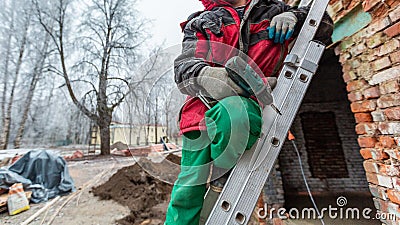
[165,0,333,224]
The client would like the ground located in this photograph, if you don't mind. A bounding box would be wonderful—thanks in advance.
[0,148,382,225]
[0,154,136,225]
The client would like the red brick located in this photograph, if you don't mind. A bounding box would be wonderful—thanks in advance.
[361,148,374,159]
[389,6,400,23]
[384,22,400,38]
[372,57,392,71]
[358,137,378,148]
[390,51,400,64]
[392,177,400,191]
[369,184,388,200]
[342,0,351,8]
[373,198,389,212]
[395,138,400,147]
[364,160,379,173]
[330,0,344,14]
[356,123,378,135]
[369,65,400,86]
[366,172,379,185]
[363,86,381,99]
[347,79,368,92]
[374,149,390,160]
[363,163,399,177]
[371,3,393,19]
[372,110,386,122]
[342,71,357,83]
[381,164,400,176]
[379,136,396,148]
[377,174,394,188]
[377,39,400,56]
[348,91,363,102]
[368,17,392,36]
[385,107,400,120]
[380,79,400,95]
[339,52,351,63]
[379,122,400,134]
[355,113,373,123]
[342,62,352,72]
[378,93,400,109]
[357,63,374,80]
[388,190,400,205]
[367,32,387,48]
[363,0,381,11]
[347,0,360,11]
[362,149,390,160]
[350,59,361,69]
[351,100,377,113]
[350,43,367,57]
[387,0,400,9]
[378,163,391,176]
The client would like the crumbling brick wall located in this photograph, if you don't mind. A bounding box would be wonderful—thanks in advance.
[332,0,400,224]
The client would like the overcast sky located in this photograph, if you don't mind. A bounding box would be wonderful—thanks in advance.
[137,0,204,50]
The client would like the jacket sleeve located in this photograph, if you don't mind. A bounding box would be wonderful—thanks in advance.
[174,12,223,96]
[287,5,334,45]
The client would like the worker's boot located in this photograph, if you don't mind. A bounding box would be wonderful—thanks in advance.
[199,166,231,225]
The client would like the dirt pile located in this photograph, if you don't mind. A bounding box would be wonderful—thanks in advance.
[165,154,181,165]
[92,154,181,225]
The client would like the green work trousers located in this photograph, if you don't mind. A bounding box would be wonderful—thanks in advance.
[164,96,262,225]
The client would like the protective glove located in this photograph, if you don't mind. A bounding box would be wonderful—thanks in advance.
[197,66,277,101]
[267,12,297,44]
[197,66,247,100]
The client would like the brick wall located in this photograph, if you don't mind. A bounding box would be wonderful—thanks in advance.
[279,49,369,194]
[332,0,400,224]
[263,162,285,210]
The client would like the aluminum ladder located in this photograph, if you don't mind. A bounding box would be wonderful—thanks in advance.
[205,0,330,224]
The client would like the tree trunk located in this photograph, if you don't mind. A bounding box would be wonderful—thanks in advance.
[98,113,111,155]
[0,24,28,149]
[14,37,49,148]
[0,13,14,149]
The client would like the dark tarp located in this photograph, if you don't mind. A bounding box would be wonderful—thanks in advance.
[0,150,75,203]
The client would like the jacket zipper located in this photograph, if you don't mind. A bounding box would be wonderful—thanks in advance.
[239,0,259,52]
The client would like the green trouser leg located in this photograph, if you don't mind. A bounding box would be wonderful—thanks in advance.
[206,96,262,169]
[165,131,212,225]
[165,96,262,225]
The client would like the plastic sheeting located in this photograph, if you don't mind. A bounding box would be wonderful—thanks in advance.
[0,150,75,203]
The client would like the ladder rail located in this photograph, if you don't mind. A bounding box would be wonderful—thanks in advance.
[205,0,330,224]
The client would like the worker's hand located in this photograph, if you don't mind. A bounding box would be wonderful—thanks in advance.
[267,12,297,44]
[197,66,248,100]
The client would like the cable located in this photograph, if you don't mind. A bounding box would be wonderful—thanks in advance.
[289,131,326,225]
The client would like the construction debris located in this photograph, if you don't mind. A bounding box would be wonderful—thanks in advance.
[0,150,75,203]
[63,150,84,161]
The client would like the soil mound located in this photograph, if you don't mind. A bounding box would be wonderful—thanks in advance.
[92,155,182,225]
[165,154,181,165]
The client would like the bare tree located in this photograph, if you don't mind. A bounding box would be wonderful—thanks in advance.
[34,0,149,154]
[0,1,14,132]
[13,30,51,148]
[0,4,31,149]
